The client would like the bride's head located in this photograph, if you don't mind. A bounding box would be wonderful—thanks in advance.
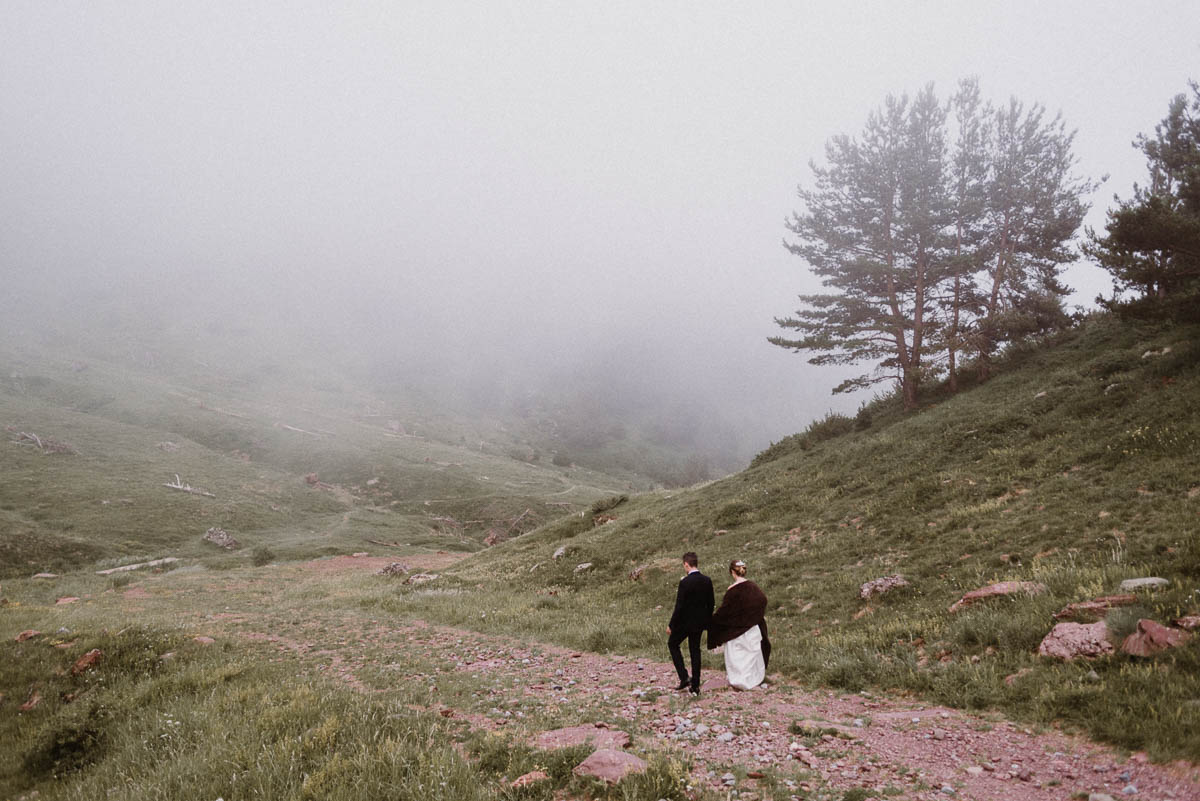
[729,559,747,579]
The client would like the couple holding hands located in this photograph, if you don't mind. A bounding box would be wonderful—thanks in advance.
[666,552,771,695]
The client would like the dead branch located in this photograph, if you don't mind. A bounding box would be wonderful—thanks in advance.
[11,431,78,454]
[163,474,216,498]
[276,423,322,437]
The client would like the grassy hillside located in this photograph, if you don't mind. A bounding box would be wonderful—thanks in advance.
[0,336,640,578]
[389,315,1200,760]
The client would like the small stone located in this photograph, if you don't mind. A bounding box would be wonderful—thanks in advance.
[1121,784,1137,795]
[941,785,955,795]
[32,573,58,579]
[572,749,647,784]
[716,732,734,743]
[1119,577,1169,592]
[19,689,42,711]
[55,596,80,605]
[193,636,216,645]
[553,546,567,560]
[574,562,593,574]
[1088,794,1117,801]
[511,770,548,788]
[71,648,102,675]
[965,766,984,776]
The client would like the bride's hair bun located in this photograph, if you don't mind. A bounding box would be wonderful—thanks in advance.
[729,559,747,577]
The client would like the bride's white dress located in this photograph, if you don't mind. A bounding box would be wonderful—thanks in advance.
[724,624,765,690]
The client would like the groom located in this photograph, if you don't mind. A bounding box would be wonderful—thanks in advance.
[666,551,714,695]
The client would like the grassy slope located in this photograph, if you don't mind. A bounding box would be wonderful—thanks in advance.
[0,339,636,578]
[398,315,1200,760]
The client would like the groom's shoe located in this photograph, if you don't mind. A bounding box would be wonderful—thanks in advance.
[673,679,690,691]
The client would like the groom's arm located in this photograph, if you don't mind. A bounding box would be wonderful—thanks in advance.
[667,579,686,632]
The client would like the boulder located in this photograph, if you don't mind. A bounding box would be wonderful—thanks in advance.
[949,581,1047,612]
[32,573,58,579]
[553,546,567,560]
[574,562,593,574]
[193,636,216,645]
[1052,594,1137,621]
[1173,615,1200,631]
[859,574,909,600]
[1121,619,1190,657]
[572,749,647,784]
[1119,577,1169,592]
[1037,622,1113,660]
[71,648,103,675]
[536,724,630,750]
[16,630,41,642]
[378,562,410,577]
[202,526,240,550]
[405,573,439,585]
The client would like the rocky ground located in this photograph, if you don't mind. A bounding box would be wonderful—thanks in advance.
[24,555,1200,801]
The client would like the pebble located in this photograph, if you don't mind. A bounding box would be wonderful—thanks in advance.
[1122,785,1137,795]
[717,732,734,743]
[941,784,955,795]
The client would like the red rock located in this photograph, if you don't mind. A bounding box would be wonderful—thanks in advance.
[1121,619,1190,657]
[56,596,80,605]
[1003,668,1034,686]
[950,581,1047,612]
[71,648,103,675]
[536,724,630,750]
[1037,622,1113,660]
[15,629,41,642]
[1053,594,1138,621]
[572,749,647,784]
[19,689,41,711]
[1173,615,1200,631]
[511,770,548,788]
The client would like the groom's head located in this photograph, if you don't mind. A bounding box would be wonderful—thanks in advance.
[682,552,698,570]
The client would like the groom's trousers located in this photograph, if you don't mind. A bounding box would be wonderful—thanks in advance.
[668,629,703,691]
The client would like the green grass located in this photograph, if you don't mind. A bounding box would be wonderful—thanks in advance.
[390,315,1200,761]
[0,623,703,801]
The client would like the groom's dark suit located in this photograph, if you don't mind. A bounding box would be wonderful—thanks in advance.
[667,568,715,692]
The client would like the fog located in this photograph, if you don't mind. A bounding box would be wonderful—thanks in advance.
[2,2,1196,465]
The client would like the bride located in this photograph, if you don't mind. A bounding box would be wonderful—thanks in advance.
[707,559,771,690]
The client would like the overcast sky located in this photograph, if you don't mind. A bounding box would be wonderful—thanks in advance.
[2,1,1196,451]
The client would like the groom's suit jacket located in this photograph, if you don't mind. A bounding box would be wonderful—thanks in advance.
[669,570,715,634]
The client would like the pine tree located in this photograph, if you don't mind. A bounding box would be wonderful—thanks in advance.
[1087,82,1200,316]
[770,87,950,410]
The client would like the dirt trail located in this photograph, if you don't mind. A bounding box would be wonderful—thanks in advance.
[157,557,1200,800]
